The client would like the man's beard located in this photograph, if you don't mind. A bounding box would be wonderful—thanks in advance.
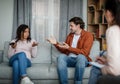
[70,29,75,34]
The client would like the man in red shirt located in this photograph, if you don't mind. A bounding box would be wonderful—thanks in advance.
[47,17,93,84]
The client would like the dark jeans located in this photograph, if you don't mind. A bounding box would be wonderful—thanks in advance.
[88,66,102,84]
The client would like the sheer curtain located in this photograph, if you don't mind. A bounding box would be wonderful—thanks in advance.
[31,0,60,43]
[12,0,32,39]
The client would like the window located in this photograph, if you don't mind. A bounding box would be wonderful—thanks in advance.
[31,0,60,42]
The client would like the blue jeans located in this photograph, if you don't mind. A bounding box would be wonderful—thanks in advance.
[9,52,31,84]
[88,66,102,84]
[57,54,88,84]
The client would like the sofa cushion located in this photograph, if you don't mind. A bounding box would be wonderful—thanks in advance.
[3,41,9,62]
[31,42,52,63]
[27,63,51,79]
[51,45,60,64]
[0,63,12,79]
[3,41,52,63]
[0,63,51,79]
[0,50,3,63]
[89,40,100,61]
[0,63,91,80]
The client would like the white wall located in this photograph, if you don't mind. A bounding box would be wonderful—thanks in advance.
[0,0,13,50]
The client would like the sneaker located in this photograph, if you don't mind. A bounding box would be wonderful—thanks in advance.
[20,77,34,84]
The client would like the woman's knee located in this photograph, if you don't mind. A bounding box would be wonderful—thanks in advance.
[13,60,19,68]
[18,52,26,58]
[76,54,87,67]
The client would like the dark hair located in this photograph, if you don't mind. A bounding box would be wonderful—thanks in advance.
[15,24,31,42]
[69,17,85,29]
[105,0,120,26]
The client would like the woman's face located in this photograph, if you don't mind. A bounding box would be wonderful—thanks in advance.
[21,28,29,40]
[105,10,114,25]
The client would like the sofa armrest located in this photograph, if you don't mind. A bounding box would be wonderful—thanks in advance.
[0,50,3,63]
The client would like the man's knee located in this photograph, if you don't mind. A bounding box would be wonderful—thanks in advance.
[57,54,67,68]
[76,54,87,67]
[57,54,67,61]
[77,54,86,61]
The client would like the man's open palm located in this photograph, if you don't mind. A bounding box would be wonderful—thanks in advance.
[47,36,57,44]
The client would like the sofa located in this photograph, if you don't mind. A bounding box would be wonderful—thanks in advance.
[0,40,100,84]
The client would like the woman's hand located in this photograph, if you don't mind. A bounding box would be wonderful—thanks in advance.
[32,42,38,47]
[10,42,17,48]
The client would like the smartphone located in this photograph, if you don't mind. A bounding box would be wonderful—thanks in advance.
[9,42,15,45]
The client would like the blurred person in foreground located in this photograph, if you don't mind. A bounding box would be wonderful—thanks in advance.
[88,0,120,84]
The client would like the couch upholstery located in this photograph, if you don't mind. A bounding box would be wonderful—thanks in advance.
[0,41,100,84]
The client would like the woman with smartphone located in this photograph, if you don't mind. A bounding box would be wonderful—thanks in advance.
[8,24,38,84]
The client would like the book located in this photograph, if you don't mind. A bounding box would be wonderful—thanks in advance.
[89,62,105,68]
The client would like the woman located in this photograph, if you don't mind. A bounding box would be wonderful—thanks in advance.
[8,24,38,84]
[88,0,120,84]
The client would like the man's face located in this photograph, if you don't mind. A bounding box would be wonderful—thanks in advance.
[69,22,79,33]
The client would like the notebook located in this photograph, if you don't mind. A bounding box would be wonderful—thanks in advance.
[89,62,105,68]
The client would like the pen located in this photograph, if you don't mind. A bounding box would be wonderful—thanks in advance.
[100,50,106,57]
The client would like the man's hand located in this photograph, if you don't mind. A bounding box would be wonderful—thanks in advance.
[32,42,38,47]
[58,42,69,49]
[47,36,57,44]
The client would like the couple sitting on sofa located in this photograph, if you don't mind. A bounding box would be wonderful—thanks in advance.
[9,17,93,84]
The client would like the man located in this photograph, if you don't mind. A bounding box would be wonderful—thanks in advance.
[47,17,93,84]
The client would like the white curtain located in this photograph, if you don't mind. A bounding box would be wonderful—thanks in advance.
[31,0,60,43]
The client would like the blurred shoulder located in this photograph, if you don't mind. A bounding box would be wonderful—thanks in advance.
[106,25,120,34]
